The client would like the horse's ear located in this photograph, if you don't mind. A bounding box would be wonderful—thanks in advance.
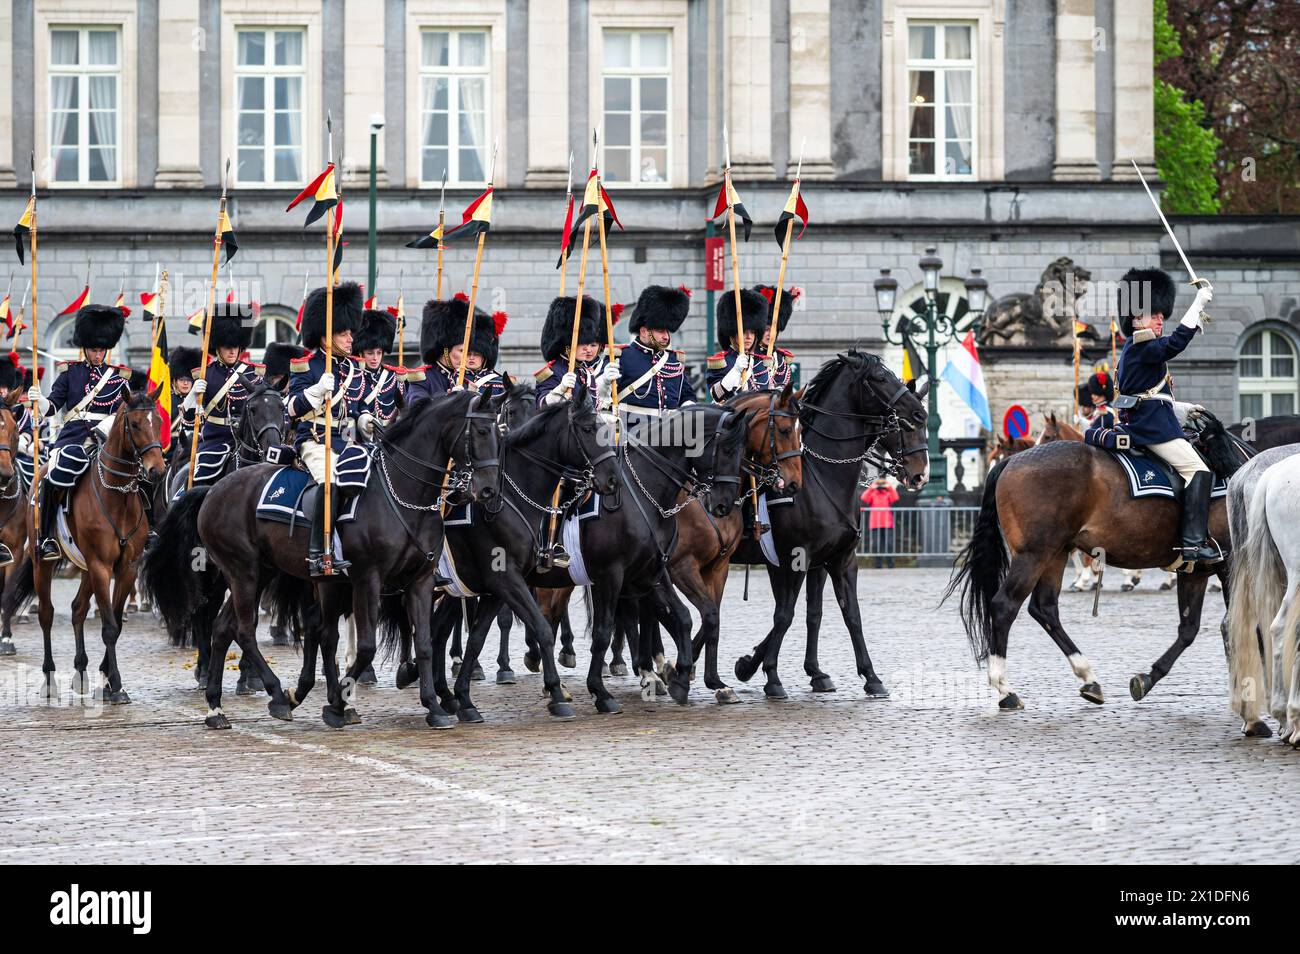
[781,380,795,404]
[915,378,930,400]
[4,388,22,409]
[501,370,514,391]
[147,383,164,405]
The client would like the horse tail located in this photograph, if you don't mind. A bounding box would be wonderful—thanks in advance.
[1,556,35,620]
[1228,477,1284,718]
[942,459,1008,664]
[377,592,408,662]
[261,571,311,649]
[140,487,213,647]
[582,585,593,644]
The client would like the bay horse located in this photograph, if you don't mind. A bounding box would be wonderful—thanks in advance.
[23,387,168,701]
[152,389,503,729]
[142,380,288,691]
[0,393,32,656]
[730,350,928,699]
[944,412,1251,710]
[448,402,751,716]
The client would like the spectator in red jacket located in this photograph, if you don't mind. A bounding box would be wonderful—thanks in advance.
[860,477,900,568]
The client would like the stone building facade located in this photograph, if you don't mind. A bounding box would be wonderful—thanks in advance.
[1,0,1297,487]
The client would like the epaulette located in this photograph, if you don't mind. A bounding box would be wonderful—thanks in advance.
[776,347,793,358]
[615,343,629,350]
[1131,329,1158,344]
[289,355,312,374]
[403,364,430,383]
[189,366,203,379]
[535,362,554,383]
[382,363,405,374]
[673,348,686,356]
[56,361,70,373]
[116,366,132,380]
[246,361,266,374]
[707,351,727,371]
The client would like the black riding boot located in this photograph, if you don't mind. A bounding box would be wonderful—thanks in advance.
[1179,471,1222,565]
[306,489,350,577]
[140,486,158,545]
[38,483,63,561]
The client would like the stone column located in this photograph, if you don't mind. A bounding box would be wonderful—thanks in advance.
[1052,0,1100,181]
[154,0,205,187]
[526,0,569,187]
[0,1,14,188]
[786,0,832,178]
[343,0,386,186]
[725,0,774,178]
[1110,1,1156,180]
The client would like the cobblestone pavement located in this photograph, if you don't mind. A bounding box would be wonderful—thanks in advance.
[1,568,1297,864]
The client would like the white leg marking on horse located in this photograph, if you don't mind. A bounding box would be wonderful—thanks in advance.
[206,707,223,718]
[1068,653,1097,684]
[987,655,1012,697]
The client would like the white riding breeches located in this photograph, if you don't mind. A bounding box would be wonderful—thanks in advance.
[300,441,328,485]
[1146,437,1210,482]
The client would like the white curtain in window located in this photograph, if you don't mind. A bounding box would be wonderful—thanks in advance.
[945,69,972,170]
[422,77,438,145]
[458,78,485,171]
[51,31,79,64]
[89,77,117,181]
[49,75,75,144]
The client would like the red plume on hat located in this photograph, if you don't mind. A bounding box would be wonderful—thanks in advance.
[611,303,625,324]
[678,285,692,298]
[758,286,775,303]
[454,291,469,303]
[492,311,508,337]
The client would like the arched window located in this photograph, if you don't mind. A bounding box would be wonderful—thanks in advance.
[1238,327,1298,419]
[247,307,299,360]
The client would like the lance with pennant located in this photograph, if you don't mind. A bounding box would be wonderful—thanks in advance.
[437,170,447,300]
[721,127,750,384]
[767,137,808,373]
[454,142,498,387]
[187,158,231,489]
[20,153,45,527]
[592,127,621,418]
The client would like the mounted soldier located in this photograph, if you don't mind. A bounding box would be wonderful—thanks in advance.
[14,363,48,491]
[405,293,508,404]
[352,307,401,426]
[31,302,133,561]
[285,281,366,576]
[1085,267,1217,565]
[167,346,200,459]
[535,294,620,408]
[260,341,301,395]
[181,302,258,487]
[754,284,797,390]
[617,284,695,417]
[707,287,770,401]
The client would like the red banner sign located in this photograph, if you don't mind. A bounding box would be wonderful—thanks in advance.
[704,236,724,291]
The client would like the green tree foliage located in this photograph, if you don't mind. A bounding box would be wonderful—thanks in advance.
[1153,0,1221,213]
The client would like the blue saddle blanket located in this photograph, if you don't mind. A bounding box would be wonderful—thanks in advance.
[445,491,603,527]
[255,468,360,526]
[1109,449,1228,500]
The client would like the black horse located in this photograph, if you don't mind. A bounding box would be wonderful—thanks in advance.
[151,389,503,729]
[730,351,928,699]
[435,401,751,716]
[1229,413,1300,451]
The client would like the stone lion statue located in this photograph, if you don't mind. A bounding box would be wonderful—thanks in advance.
[978,257,1095,348]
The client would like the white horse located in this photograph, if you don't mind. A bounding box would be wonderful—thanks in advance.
[1227,445,1300,740]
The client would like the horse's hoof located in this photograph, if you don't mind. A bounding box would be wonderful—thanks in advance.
[715,687,741,705]
[0,638,14,656]
[998,692,1024,710]
[809,674,837,693]
[343,707,362,725]
[194,667,208,687]
[235,675,254,696]
[469,663,485,681]
[457,706,484,724]
[450,659,462,678]
[496,669,516,685]
[863,677,890,699]
[357,665,377,686]
[425,709,454,730]
[322,706,347,729]
[558,650,577,669]
[1080,682,1105,705]
[395,662,419,690]
[109,689,131,705]
[602,663,611,677]
[439,697,460,715]
[267,701,293,722]
[71,672,89,697]
[270,630,291,647]
[1121,583,1134,592]
[547,700,576,720]
[523,652,541,673]
[204,712,231,730]
[734,654,759,683]
[1244,720,1272,738]
[38,675,57,700]
[764,683,788,700]
[1159,581,1173,591]
[1129,673,1153,701]
[609,661,628,677]
[595,697,621,714]
[668,679,690,706]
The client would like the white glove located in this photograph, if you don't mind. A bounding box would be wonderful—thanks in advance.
[559,370,578,393]
[94,416,114,440]
[720,354,750,392]
[305,372,335,408]
[27,386,50,415]
[599,361,620,386]
[182,388,199,411]
[192,378,208,396]
[17,434,31,456]
[1180,281,1213,329]
[357,412,375,438]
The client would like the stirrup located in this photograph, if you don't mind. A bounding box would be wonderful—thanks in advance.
[537,544,571,571]
[38,538,61,562]
[0,543,13,568]
[307,553,350,578]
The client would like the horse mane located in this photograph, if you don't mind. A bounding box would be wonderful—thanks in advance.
[382,390,472,445]
[799,350,882,425]
[1194,409,1251,480]
[125,388,158,411]
[503,398,569,446]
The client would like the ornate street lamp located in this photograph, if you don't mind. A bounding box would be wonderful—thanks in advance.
[876,247,988,497]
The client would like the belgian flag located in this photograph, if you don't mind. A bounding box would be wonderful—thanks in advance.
[710,175,752,242]
[405,222,444,250]
[330,200,345,282]
[773,178,809,250]
[285,162,338,228]
[901,335,927,387]
[58,285,90,317]
[145,300,171,448]
[443,186,494,244]
[12,197,34,264]
[219,210,239,263]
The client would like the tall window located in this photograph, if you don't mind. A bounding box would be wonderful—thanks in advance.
[1239,329,1297,419]
[250,310,299,358]
[235,28,305,186]
[419,29,490,185]
[906,22,975,179]
[49,27,121,185]
[602,30,670,185]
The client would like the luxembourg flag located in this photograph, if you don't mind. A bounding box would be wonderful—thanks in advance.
[939,331,992,431]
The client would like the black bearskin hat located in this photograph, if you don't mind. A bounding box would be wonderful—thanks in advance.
[209,301,256,351]
[168,346,201,382]
[353,309,396,355]
[421,294,506,368]
[1117,268,1176,338]
[629,285,691,334]
[541,295,608,363]
[1086,370,1111,399]
[262,342,302,380]
[128,368,150,393]
[717,288,770,351]
[71,303,126,350]
[752,284,802,334]
[301,281,363,351]
[0,353,18,392]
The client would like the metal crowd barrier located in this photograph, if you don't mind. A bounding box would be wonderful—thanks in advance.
[857,506,982,562]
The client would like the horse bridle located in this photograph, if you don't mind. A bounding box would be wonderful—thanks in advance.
[377,394,501,509]
[232,389,285,467]
[799,357,914,466]
[97,407,164,494]
[622,407,737,518]
[742,390,802,492]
